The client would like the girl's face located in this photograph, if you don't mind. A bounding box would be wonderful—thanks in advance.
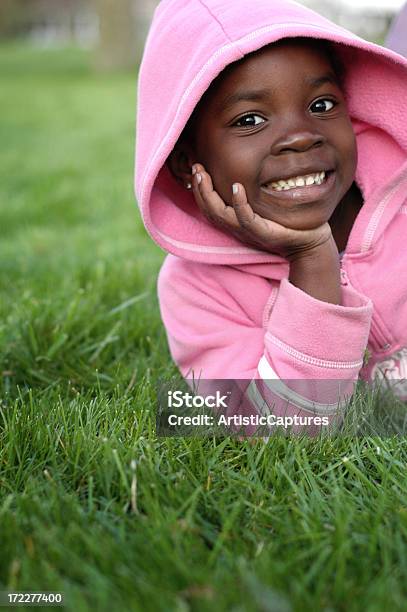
[186,40,357,231]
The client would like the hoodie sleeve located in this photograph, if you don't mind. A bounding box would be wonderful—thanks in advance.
[158,256,373,433]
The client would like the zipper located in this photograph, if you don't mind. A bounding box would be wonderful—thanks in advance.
[340,268,349,286]
[369,315,392,353]
[262,283,278,328]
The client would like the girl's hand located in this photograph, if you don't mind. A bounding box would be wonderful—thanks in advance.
[191,164,333,260]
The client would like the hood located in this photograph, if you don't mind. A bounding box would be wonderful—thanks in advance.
[134,0,407,266]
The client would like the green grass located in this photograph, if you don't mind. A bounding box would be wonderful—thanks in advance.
[1,42,407,612]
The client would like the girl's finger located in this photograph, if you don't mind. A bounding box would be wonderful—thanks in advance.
[231,183,257,229]
[231,183,285,245]
[192,166,240,231]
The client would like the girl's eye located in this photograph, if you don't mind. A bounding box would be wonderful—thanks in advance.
[310,99,337,113]
[233,114,265,128]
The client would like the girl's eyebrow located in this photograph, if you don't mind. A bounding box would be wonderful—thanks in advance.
[219,88,271,112]
[218,72,339,112]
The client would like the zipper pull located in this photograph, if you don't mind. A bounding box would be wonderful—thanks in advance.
[340,268,349,286]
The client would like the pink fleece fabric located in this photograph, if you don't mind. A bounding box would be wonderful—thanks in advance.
[135,0,407,428]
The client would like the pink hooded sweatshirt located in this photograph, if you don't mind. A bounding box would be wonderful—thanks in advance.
[135,0,407,430]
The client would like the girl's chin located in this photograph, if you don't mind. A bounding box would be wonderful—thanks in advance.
[255,208,331,231]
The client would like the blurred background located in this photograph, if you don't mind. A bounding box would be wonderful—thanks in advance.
[0,0,406,70]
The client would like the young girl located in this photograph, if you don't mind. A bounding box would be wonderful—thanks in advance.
[135,0,407,434]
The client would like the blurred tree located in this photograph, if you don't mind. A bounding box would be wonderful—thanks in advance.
[0,0,92,43]
[93,0,153,71]
[0,0,34,39]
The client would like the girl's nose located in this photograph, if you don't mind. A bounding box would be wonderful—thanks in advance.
[270,130,325,155]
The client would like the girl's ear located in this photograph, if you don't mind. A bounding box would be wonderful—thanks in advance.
[166,140,195,188]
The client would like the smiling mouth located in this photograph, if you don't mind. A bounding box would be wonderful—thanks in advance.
[263,170,331,190]
[260,170,335,203]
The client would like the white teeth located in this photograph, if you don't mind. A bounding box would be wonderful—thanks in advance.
[267,171,327,191]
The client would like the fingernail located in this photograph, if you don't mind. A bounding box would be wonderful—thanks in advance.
[232,183,239,195]
[196,173,202,184]
[191,165,197,175]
